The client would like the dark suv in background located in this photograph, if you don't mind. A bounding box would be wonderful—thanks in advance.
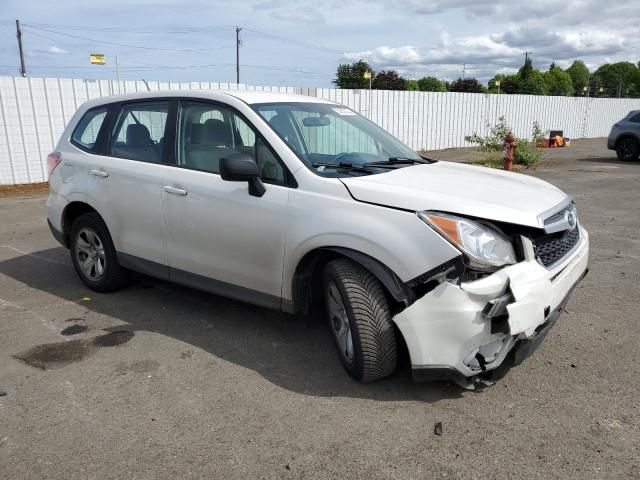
[608,110,640,162]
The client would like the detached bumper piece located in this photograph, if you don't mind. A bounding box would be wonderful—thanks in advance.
[411,268,588,390]
[511,268,587,366]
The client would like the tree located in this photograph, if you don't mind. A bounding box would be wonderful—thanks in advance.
[543,67,573,96]
[518,70,546,95]
[594,62,640,97]
[371,70,406,90]
[487,74,505,93]
[333,60,373,89]
[566,60,590,95]
[448,77,486,93]
[405,79,419,91]
[518,57,534,80]
[500,75,520,94]
[417,76,447,92]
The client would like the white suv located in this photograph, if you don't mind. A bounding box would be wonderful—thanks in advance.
[47,91,589,388]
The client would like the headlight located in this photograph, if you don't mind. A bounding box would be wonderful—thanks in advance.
[418,211,516,270]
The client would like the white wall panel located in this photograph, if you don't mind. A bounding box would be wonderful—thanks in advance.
[1,75,640,184]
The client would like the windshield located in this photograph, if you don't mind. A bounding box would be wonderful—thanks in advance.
[252,102,426,177]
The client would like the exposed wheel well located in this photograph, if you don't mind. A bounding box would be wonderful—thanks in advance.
[60,202,101,247]
[289,247,412,316]
[616,135,639,148]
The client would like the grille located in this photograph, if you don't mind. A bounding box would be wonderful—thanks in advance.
[533,227,580,268]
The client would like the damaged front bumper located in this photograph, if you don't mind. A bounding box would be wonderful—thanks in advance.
[393,227,589,388]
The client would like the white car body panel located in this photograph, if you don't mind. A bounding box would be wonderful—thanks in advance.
[46,90,590,385]
[86,155,168,266]
[341,161,568,228]
[161,166,289,299]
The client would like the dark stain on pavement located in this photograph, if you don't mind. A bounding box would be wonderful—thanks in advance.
[13,330,135,369]
[60,324,88,336]
[92,330,134,347]
[13,339,95,369]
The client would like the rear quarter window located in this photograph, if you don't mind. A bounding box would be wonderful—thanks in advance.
[71,107,108,152]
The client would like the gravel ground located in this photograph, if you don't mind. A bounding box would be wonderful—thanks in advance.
[0,138,638,479]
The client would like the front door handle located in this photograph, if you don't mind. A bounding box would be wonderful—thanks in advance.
[90,169,109,178]
[163,185,187,196]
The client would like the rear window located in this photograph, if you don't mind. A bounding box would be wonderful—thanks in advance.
[71,107,108,152]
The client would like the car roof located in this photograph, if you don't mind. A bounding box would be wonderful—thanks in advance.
[80,89,337,109]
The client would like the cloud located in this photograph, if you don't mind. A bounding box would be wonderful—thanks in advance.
[47,46,68,54]
[343,16,638,82]
[2,0,639,86]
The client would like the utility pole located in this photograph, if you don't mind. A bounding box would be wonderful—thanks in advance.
[235,27,242,85]
[462,64,466,79]
[16,20,26,77]
[115,56,121,93]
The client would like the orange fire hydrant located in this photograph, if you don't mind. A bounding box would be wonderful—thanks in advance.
[503,131,516,171]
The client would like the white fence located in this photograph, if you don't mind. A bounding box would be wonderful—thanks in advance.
[1,75,639,185]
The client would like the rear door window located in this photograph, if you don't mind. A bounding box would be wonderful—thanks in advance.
[71,106,108,152]
[109,102,169,163]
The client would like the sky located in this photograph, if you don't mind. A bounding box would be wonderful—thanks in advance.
[0,0,638,87]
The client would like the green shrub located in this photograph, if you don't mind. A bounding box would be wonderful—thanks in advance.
[465,117,542,168]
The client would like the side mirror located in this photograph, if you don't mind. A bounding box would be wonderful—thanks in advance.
[219,154,266,197]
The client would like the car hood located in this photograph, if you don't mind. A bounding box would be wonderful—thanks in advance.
[340,161,568,228]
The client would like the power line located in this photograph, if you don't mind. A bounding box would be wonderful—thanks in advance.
[241,64,334,76]
[241,27,344,55]
[3,20,232,33]
[22,25,236,52]
[7,20,346,56]
[0,63,333,76]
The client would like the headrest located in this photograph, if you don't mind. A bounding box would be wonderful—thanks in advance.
[269,114,293,141]
[126,124,152,147]
[202,118,231,146]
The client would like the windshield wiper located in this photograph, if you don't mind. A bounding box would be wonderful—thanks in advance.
[312,162,375,173]
[363,157,428,168]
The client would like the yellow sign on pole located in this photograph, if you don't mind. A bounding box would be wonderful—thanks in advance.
[363,71,372,79]
[90,54,105,65]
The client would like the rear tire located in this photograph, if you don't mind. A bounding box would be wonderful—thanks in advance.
[323,258,397,382]
[616,137,640,162]
[69,213,130,292]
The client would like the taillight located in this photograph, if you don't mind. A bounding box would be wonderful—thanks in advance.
[47,151,62,179]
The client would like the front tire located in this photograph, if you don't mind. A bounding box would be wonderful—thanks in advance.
[323,258,397,382]
[69,213,129,292]
[616,137,640,162]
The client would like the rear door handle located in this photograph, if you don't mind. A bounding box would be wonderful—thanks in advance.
[163,185,187,196]
[90,169,109,178]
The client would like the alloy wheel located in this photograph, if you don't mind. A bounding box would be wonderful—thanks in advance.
[74,227,106,281]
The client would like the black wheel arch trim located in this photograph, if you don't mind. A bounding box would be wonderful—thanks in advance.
[288,246,415,316]
[324,247,413,305]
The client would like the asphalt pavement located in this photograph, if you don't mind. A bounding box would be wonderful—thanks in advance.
[0,138,638,479]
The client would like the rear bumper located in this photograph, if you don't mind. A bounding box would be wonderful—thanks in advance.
[394,227,589,386]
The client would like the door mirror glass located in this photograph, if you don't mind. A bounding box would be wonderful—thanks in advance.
[219,154,266,197]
